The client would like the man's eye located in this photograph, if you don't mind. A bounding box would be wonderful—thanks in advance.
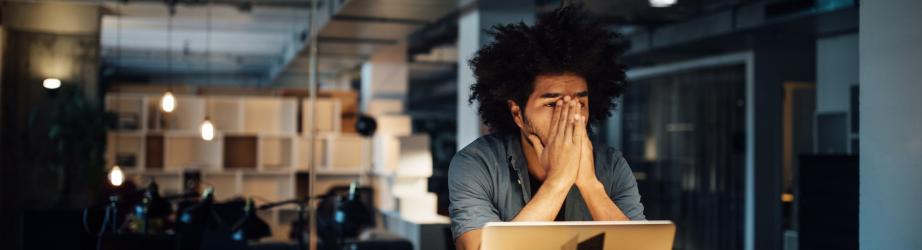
[545,102,557,107]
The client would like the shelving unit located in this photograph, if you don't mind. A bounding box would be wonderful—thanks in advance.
[105,92,373,241]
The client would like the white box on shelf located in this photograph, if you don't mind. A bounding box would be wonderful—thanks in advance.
[162,96,205,132]
[382,211,451,250]
[243,97,298,134]
[163,133,222,172]
[395,192,439,222]
[202,172,242,201]
[259,135,295,171]
[297,136,326,170]
[372,136,400,174]
[105,94,146,131]
[375,115,412,136]
[372,175,395,212]
[302,98,342,134]
[205,97,244,133]
[242,172,294,202]
[395,134,433,178]
[106,132,145,169]
[309,174,360,196]
[367,99,404,117]
[130,171,184,196]
[326,134,371,171]
[391,177,429,197]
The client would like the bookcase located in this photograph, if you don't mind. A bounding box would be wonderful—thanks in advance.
[105,92,372,240]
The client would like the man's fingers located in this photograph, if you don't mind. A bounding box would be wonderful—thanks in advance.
[555,97,570,141]
[574,109,587,145]
[563,99,576,144]
[526,134,544,156]
[549,99,562,140]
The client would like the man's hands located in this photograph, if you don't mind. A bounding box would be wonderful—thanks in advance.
[524,96,594,189]
[575,116,599,188]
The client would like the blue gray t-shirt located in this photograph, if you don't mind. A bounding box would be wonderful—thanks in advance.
[447,133,646,240]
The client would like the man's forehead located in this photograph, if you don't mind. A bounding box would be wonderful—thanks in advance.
[532,81,588,98]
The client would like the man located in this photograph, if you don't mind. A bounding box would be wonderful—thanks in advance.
[448,5,645,249]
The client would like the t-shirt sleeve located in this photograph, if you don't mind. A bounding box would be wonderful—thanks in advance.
[608,150,647,220]
[448,149,502,240]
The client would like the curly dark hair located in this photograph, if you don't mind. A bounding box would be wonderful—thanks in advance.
[468,4,628,135]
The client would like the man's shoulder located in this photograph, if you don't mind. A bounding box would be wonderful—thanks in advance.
[455,133,509,159]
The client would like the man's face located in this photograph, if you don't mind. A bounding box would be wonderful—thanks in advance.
[511,72,589,143]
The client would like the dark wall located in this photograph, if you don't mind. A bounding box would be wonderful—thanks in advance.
[1,28,102,250]
[751,32,816,250]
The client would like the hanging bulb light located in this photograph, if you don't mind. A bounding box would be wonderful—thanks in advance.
[650,0,677,8]
[43,78,62,89]
[161,91,176,113]
[200,116,215,141]
[109,165,125,187]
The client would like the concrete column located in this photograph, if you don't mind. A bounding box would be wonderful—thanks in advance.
[456,0,535,150]
[860,0,922,249]
[360,43,408,112]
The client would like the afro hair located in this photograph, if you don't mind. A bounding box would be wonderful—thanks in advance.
[468,4,628,135]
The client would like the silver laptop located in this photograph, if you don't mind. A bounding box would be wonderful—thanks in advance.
[481,220,675,250]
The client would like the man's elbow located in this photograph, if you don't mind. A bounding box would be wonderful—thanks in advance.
[455,229,482,250]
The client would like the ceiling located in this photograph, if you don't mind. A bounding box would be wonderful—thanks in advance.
[101,0,731,87]
[102,0,459,87]
[102,2,312,85]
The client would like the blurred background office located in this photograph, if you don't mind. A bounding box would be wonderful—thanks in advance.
[0,0,919,249]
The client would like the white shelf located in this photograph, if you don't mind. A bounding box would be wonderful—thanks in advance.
[107,132,145,169]
[160,96,206,131]
[104,91,381,243]
[105,95,147,131]
[243,97,297,134]
[258,135,296,171]
[242,172,294,202]
[202,171,241,201]
[163,133,222,172]
[206,97,244,133]
[302,98,342,134]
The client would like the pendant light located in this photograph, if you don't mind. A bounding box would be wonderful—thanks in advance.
[108,4,126,188]
[161,8,176,113]
[200,2,215,142]
[161,91,176,112]
[109,165,125,187]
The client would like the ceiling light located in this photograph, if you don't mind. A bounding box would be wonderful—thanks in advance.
[650,0,677,8]
[43,78,62,89]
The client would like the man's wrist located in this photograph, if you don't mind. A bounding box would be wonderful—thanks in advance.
[542,177,574,194]
[575,178,604,193]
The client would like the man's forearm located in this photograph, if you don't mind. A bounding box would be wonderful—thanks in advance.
[577,180,629,221]
[512,180,571,221]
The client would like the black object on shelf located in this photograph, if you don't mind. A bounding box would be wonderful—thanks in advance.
[798,154,858,250]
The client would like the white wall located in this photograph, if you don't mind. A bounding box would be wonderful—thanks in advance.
[860,0,922,249]
[816,33,858,114]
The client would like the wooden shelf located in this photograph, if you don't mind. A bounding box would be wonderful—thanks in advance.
[224,135,258,169]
